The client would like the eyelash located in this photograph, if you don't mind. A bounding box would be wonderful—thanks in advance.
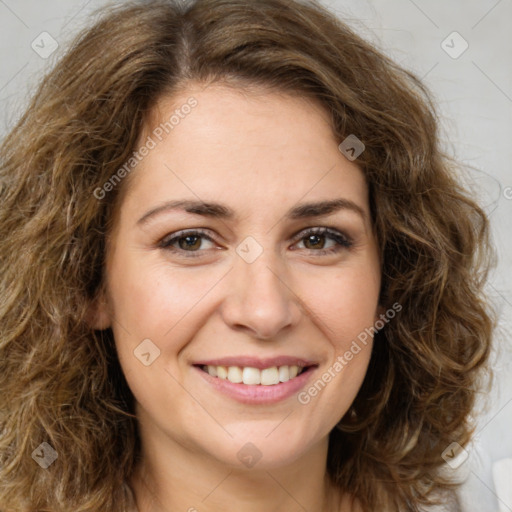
[158,227,353,258]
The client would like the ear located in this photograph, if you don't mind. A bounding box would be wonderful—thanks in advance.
[85,289,112,330]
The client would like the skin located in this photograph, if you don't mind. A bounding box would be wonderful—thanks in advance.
[90,82,382,512]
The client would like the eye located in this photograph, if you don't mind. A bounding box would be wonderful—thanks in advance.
[292,227,353,256]
[159,226,353,258]
[159,229,217,258]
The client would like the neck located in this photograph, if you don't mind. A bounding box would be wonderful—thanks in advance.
[129,416,349,512]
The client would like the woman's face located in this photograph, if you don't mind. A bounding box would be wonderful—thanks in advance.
[94,83,383,469]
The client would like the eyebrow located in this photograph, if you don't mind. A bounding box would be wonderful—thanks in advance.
[136,198,367,226]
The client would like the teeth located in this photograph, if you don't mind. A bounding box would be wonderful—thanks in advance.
[242,367,261,385]
[204,364,306,385]
[278,366,290,382]
[227,366,243,383]
[261,367,279,385]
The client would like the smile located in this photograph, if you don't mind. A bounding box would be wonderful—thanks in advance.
[199,364,307,386]
[193,359,318,404]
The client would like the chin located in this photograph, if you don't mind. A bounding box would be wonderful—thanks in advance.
[196,421,328,471]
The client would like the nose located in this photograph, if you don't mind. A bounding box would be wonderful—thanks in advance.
[220,249,303,340]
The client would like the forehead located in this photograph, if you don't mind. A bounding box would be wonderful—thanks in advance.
[146,81,337,153]
[114,82,369,225]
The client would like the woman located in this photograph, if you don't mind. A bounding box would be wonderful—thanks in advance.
[0,0,495,510]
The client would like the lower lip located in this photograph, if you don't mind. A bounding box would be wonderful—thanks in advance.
[193,366,317,404]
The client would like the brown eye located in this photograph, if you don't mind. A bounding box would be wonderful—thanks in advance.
[294,227,352,255]
[176,234,202,251]
[302,233,329,250]
[160,229,217,257]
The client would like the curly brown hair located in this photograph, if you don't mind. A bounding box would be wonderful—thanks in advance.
[0,0,495,510]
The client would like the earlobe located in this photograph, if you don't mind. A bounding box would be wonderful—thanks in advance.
[85,291,112,330]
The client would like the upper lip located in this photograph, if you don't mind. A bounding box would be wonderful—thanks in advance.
[192,356,318,370]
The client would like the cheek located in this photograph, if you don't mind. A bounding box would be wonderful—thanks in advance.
[108,257,207,340]
[303,262,381,344]
[106,255,229,391]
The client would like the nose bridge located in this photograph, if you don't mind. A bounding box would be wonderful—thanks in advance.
[220,237,301,339]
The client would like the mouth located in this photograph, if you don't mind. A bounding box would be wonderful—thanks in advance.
[192,359,318,404]
[196,364,312,386]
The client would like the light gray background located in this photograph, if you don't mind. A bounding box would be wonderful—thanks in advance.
[1,1,511,510]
